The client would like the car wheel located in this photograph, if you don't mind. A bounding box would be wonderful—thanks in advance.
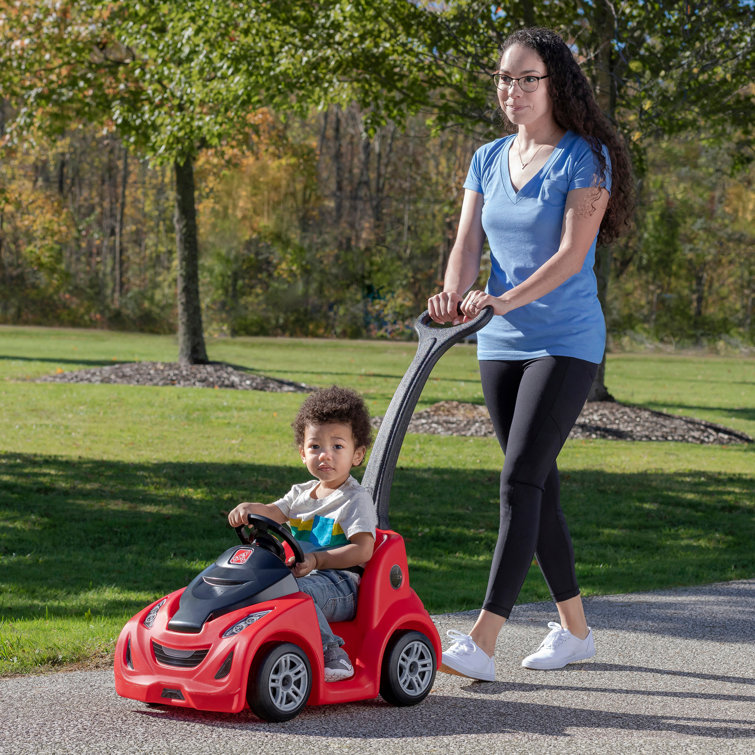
[380,630,436,706]
[248,642,312,722]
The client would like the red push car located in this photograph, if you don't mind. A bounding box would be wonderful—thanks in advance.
[114,309,491,721]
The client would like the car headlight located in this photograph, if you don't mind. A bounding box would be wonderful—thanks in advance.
[222,610,271,638]
[143,599,167,629]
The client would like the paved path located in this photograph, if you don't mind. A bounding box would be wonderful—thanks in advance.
[2,579,753,754]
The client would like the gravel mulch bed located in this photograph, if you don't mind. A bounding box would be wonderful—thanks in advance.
[393,400,752,445]
[36,361,311,393]
[36,361,751,445]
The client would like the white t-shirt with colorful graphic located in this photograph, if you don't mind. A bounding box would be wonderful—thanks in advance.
[272,475,376,556]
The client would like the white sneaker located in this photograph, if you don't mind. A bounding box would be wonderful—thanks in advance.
[440,630,496,682]
[521,622,595,670]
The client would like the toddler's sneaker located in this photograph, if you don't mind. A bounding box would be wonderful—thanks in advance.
[323,646,354,682]
[440,629,496,682]
[521,621,595,670]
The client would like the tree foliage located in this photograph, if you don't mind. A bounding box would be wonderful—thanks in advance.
[1,0,449,361]
[1,0,753,363]
[413,0,754,389]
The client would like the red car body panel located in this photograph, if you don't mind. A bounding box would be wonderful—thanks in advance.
[114,529,441,713]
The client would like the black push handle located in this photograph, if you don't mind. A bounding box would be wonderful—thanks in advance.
[413,306,491,347]
[361,306,493,528]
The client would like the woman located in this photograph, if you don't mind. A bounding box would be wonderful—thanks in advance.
[428,27,633,680]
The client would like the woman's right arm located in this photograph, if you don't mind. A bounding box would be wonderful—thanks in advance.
[427,189,485,324]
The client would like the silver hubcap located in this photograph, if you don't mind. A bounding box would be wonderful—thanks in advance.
[268,653,309,712]
[397,640,433,695]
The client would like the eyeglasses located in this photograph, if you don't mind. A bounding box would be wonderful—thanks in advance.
[492,73,550,92]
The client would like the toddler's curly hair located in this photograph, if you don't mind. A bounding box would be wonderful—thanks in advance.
[292,385,372,457]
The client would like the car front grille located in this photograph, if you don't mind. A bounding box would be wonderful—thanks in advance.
[152,641,210,668]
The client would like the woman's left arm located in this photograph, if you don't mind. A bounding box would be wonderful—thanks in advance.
[461,187,609,318]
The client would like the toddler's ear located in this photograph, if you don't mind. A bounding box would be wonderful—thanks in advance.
[352,446,366,466]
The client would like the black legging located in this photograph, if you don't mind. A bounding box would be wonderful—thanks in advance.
[479,356,598,619]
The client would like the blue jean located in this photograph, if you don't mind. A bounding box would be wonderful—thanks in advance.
[297,569,360,649]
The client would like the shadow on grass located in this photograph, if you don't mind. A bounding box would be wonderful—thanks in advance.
[639,400,755,426]
[0,354,126,368]
[245,365,485,385]
[1,452,752,627]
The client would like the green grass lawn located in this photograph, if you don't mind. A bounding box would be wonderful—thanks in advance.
[1,325,753,675]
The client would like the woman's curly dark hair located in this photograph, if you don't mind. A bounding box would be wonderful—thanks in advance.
[292,385,372,456]
[500,28,634,245]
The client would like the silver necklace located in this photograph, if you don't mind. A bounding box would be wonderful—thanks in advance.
[516,138,546,169]
[516,132,557,169]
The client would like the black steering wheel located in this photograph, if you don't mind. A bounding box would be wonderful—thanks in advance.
[235,514,306,566]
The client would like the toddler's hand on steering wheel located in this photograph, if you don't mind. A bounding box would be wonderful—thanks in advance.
[288,552,317,578]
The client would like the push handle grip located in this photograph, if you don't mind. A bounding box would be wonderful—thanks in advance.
[362,306,493,528]
[414,305,492,347]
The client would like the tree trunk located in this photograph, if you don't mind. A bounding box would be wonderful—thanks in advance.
[333,108,344,228]
[521,0,536,27]
[174,155,208,365]
[693,267,706,344]
[586,0,617,402]
[114,146,128,309]
[588,242,615,401]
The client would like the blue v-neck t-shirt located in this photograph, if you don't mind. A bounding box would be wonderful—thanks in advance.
[464,130,611,364]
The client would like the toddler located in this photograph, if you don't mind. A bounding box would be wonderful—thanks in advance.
[228,385,376,681]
